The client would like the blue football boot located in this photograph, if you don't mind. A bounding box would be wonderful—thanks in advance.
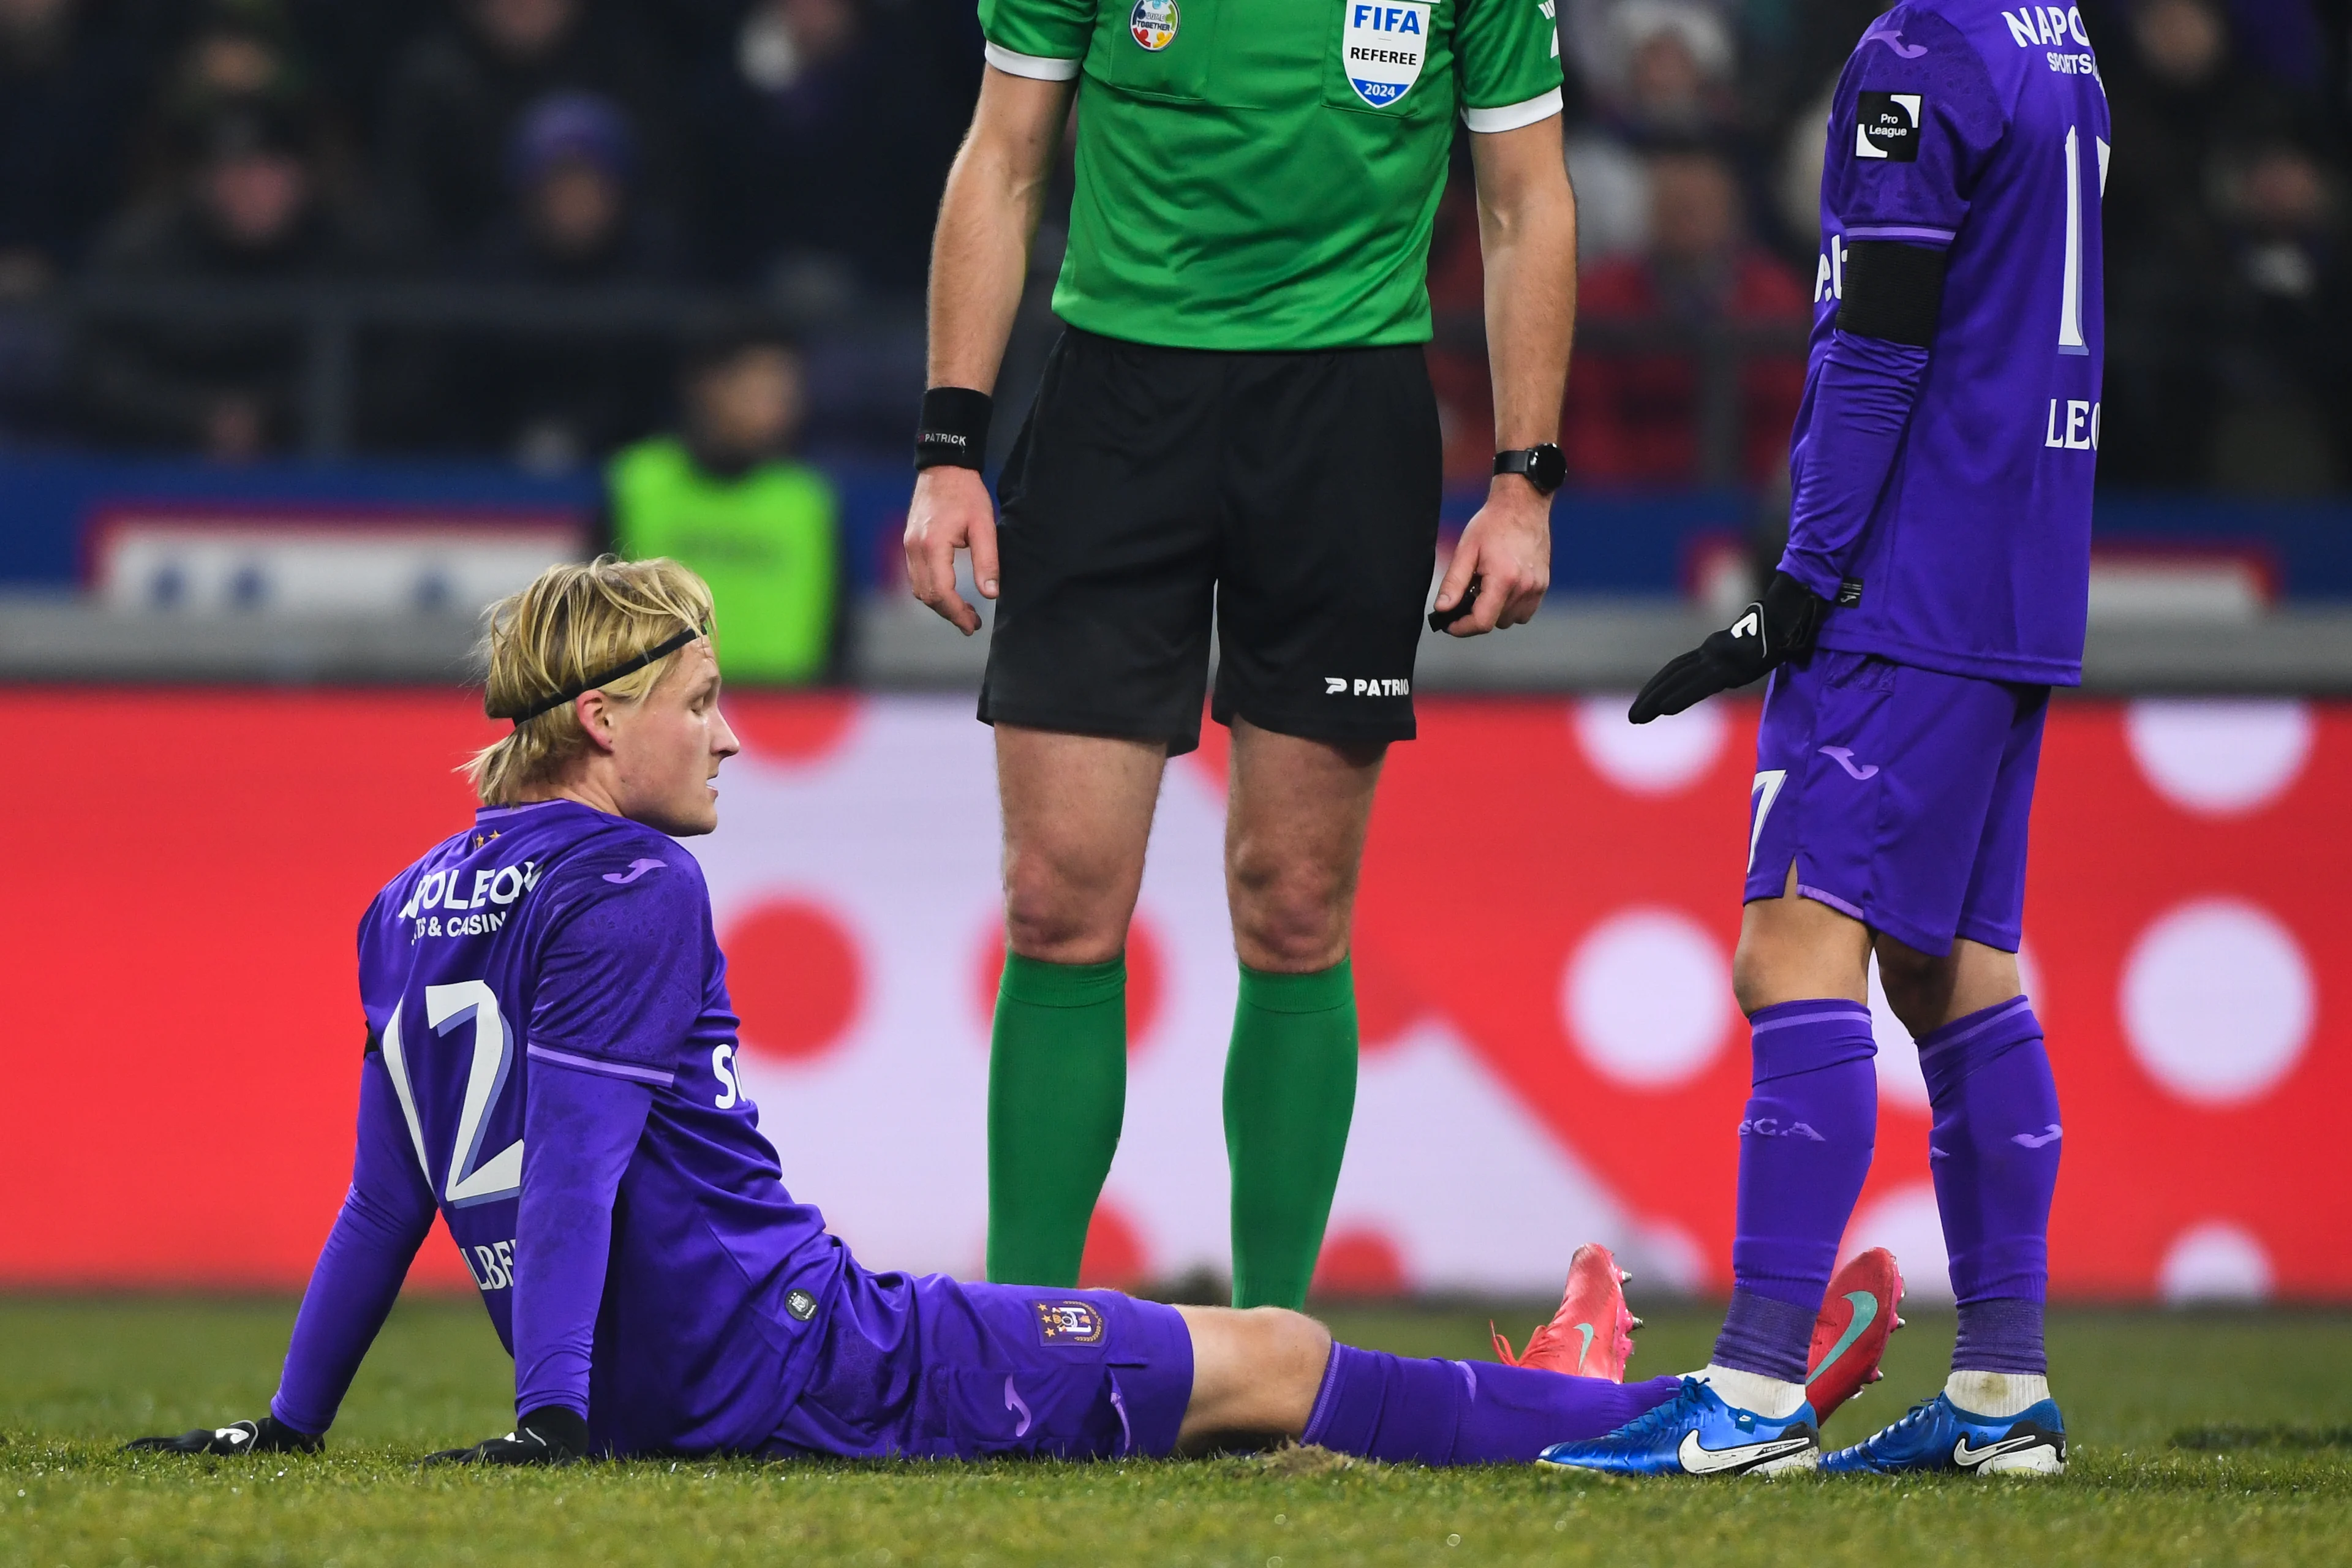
[1821,1392,2067,1476]
[1537,1377,1820,1477]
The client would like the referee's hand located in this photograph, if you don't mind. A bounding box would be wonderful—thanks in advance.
[906,466,1001,636]
[1433,479,1552,636]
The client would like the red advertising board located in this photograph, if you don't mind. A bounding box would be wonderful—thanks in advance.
[0,690,2340,1300]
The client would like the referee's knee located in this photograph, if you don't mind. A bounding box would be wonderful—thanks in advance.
[1229,864,1351,973]
[1003,855,1132,966]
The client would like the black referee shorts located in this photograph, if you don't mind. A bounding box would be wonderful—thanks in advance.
[979,327,1442,757]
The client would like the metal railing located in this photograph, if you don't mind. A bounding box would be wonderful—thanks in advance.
[7,282,1812,480]
[12,281,894,460]
[1434,309,1812,484]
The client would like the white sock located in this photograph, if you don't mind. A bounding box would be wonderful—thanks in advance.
[1945,1371,2051,1419]
[1691,1363,1809,1420]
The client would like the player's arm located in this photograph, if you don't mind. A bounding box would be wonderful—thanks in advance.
[1628,10,1996,722]
[905,63,1077,636]
[424,1066,655,1466]
[129,1047,437,1455]
[1775,243,1947,594]
[424,862,698,1465]
[1625,247,1946,723]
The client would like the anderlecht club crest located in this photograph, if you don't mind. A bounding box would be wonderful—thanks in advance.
[1131,0,1178,50]
[1343,1,1430,107]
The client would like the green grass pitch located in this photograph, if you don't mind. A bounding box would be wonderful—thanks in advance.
[5,1294,2350,1566]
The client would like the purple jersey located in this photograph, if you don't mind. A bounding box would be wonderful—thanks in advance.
[271,799,842,1455]
[1784,1,2109,686]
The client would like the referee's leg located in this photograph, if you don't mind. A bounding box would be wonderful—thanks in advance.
[1212,341,1440,1312]
[986,728,1165,1287]
[1221,722,1385,1311]
[979,330,1221,1289]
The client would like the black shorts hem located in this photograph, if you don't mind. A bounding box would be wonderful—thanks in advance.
[978,696,1202,756]
[1213,696,1416,748]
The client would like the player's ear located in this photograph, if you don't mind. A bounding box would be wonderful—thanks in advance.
[574,689,621,753]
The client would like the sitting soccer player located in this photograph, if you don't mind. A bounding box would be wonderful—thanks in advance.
[132,559,1888,1468]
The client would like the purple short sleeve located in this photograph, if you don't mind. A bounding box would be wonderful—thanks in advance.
[1827,7,2007,246]
[525,846,708,1084]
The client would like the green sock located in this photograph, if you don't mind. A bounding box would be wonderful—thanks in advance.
[1224,958,1360,1310]
[986,951,1128,1287]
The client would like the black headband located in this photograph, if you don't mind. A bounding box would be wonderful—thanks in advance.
[493,624,704,725]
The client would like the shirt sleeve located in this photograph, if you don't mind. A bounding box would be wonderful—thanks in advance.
[512,1066,654,1423]
[978,0,1093,78]
[270,1052,437,1434]
[524,846,708,1085]
[1780,333,1932,595]
[1824,7,2007,248]
[1452,0,1564,130]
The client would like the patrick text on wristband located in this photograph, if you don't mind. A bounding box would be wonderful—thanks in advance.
[914,386,993,471]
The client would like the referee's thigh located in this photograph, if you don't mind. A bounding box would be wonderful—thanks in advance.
[1213,344,1442,747]
[980,330,1222,754]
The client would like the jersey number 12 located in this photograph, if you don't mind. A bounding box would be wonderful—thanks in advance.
[379,981,526,1208]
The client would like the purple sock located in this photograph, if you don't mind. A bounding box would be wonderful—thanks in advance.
[1301,1343,1682,1464]
[1918,997,2059,1376]
[1712,1000,1878,1382]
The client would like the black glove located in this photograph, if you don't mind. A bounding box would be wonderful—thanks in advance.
[421,1406,590,1466]
[125,1415,322,1456]
[1629,571,1830,724]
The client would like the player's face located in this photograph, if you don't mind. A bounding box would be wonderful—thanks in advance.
[605,641,738,836]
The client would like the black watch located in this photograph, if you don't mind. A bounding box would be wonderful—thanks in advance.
[1494,443,1566,494]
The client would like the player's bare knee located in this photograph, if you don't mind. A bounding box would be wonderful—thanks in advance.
[1874,941,1950,1036]
[1732,921,1812,1014]
[1730,939,1781,1017]
[1275,1309,1334,1395]
[1245,1308,1333,1429]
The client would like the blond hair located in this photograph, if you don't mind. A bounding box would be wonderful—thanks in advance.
[466,556,716,805]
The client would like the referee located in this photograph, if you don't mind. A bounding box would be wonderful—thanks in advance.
[907,0,1578,1308]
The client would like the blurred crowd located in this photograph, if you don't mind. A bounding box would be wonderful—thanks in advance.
[0,0,978,458]
[0,0,2347,493]
[1430,0,2352,494]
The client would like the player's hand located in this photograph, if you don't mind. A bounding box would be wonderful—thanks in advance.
[904,464,1000,637]
[1628,571,1829,723]
[1433,477,1551,636]
[125,1415,322,1456]
[421,1407,590,1466]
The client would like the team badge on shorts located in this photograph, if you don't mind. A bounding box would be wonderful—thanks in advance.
[1035,1300,1106,1346]
[1342,1,1429,108]
[1129,0,1178,51]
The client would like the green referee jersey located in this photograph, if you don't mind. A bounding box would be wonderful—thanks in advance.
[979,0,1562,350]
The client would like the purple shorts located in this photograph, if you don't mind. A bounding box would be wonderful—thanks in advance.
[1743,650,2049,956]
[764,1264,1194,1461]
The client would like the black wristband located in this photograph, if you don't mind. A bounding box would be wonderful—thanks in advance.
[914,386,993,471]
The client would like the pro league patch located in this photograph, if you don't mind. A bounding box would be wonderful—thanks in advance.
[1855,91,1923,161]
[1035,1300,1106,1346]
